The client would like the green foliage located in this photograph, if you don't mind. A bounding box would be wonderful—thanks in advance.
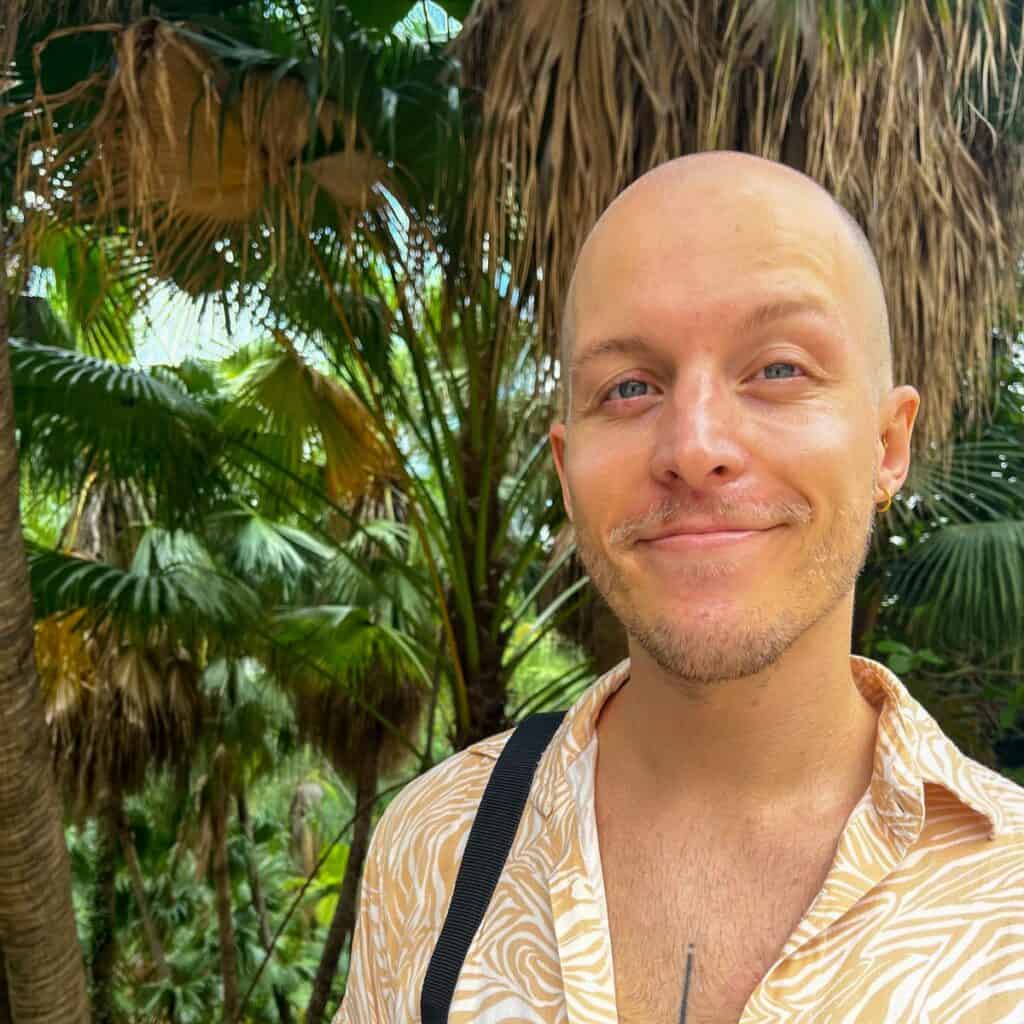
[27,529,260,642]
[873,639,947,678]
[10,339,226,526]
[864,344,1024,769]
[32,230,141,362]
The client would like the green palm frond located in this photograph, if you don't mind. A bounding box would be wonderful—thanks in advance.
[10,339,225,524]
[28,530,259,641]
[263,250,399,397]
[32,228,144,363]
[887,519,1024,652]
[208,508,333,598]
[272,604,428,685]
[226,332,396,502]
[891,438,1024,528]
[319,518,416,605]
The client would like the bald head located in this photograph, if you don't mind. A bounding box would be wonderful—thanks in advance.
[559,152,892,418]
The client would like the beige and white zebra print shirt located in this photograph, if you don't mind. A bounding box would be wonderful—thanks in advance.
[335,655,1024,1022]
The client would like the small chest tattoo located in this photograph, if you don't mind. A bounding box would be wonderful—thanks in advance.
[678,943,695,1024]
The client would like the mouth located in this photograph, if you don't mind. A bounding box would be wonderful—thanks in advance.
[637,527,780,551]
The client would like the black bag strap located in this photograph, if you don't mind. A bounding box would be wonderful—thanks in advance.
[420,709,567,1023]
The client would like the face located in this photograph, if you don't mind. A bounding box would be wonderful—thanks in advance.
[549,164,917,686]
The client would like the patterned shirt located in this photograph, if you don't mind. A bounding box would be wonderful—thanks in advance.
[335,655,1024,1022]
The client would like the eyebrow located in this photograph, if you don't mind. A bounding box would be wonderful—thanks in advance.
[570,296,836,381]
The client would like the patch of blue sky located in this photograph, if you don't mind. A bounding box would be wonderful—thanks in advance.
[395,2,462,42]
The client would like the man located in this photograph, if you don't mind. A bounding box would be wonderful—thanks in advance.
[336,152,1024,1023]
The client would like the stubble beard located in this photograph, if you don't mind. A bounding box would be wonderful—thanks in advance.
[571,495,877,691]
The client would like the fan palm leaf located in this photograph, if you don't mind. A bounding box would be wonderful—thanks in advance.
[227,331,398,504]
[271,603,428,773]
[209,508,333,601]
[887,519,1024,654]
[27,529,260,643]
[884,436,1024,529]
[10,339,225,525]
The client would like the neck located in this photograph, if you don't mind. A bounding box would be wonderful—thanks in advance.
[595,601,880,824]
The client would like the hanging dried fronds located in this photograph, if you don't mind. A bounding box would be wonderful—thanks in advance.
[453,0,1024,451]
[33,474,206,820]
[278,617,426,780]
[22,18,395,295]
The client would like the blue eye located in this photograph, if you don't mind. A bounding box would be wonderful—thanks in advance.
[606,379,650,401]
[762,363,803,380]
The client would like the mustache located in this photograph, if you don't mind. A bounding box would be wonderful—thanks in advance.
[608,497,813,546]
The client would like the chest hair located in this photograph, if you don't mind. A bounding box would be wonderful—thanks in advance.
[600,816,839,1024]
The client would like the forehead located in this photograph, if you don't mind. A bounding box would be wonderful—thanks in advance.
[571,175,861,352]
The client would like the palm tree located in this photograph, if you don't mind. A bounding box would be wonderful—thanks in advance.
[37,469,192,1023]
[272,600,427,1024]
[29,515,252,1022]
[12,0,602,753]
[446,0,1024,686]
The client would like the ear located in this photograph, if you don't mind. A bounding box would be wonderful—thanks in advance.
[549,421,574,522]
[877,385,921,501]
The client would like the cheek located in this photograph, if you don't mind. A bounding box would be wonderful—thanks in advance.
[761,407,866,477]
[568,440,643,511]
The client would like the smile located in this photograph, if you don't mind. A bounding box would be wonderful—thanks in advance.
[638,527,778,551]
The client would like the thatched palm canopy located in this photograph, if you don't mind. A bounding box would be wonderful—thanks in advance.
[453,0,1024,452]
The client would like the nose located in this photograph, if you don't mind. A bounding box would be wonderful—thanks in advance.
[649,372,747,490]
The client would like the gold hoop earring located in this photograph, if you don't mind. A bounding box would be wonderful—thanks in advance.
[877,487,893,513]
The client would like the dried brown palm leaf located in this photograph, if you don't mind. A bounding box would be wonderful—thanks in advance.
[308,149,389,211]
[292,670,423,781]
[453,0,1024,453]
[37,614,203,822]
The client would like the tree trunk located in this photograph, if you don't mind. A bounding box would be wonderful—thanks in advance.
[452,409,514,749]
[305,744,379,1024]
[117,812,171,984]
[210,785,240,1023]
[237,790,293,1024]
[0,224,92,1021]
[90,796,119,1024]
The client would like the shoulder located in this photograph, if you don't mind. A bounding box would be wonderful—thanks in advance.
[369,727,516,878]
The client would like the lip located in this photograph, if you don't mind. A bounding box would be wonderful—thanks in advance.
[639,527,776,550]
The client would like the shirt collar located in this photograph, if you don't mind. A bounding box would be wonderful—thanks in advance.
[516,654,1004,841]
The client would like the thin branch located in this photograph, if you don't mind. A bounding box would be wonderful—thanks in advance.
[233,774,415,1022]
